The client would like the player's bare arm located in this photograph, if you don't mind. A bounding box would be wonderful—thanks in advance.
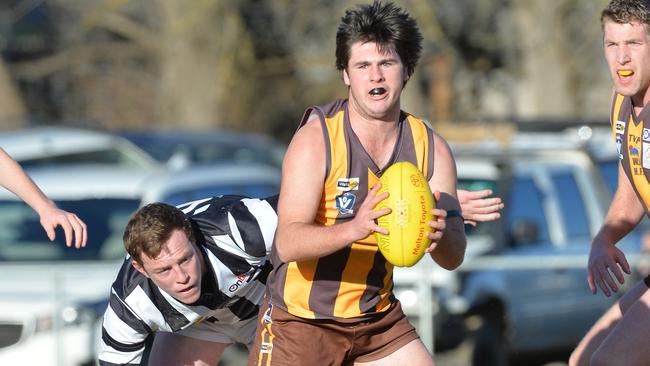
[0,148,87,248]
[588,163,644,296]
[426,133,466,270]
[275,119,390,263]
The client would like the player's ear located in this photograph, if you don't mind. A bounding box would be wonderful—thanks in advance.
[343,68,351,86]
[132,259,150,278]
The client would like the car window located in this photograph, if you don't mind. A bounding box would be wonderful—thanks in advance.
[551,170,590,241]
[161,184,280,206]
[597,159,618,197]
[507,175,550,244]
[0,198,139,261]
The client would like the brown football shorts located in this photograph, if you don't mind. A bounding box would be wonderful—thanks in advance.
[247,300,420,366]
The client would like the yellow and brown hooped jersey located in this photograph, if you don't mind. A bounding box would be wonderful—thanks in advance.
[267,99,435,321]
[611,92,650,216]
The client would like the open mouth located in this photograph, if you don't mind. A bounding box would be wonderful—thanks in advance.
[369,87,386,96]
[618,70,634,77]
[179,285,195,293]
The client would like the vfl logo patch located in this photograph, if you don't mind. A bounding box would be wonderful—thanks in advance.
[644,128,650,142]
[616,120,626,134]
[335,192,356,214]
[337,177,360,191]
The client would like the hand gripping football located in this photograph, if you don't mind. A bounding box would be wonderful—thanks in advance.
[375,162,435,267]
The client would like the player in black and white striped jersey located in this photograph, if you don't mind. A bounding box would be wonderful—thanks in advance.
[98,195,277,366]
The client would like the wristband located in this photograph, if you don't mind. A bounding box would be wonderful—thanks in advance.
[446,209,462,219]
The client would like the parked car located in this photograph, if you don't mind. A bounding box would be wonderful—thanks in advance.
[0,127,160,170]
[0,165,155,366]
[140,162,281,206]
[393,138,642,365]
[119,129,286,171]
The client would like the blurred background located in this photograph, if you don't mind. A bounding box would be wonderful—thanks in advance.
[1,0,645,366]
[0,0,613,137]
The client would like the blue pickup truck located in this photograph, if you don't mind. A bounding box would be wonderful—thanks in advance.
[393,130,646,366]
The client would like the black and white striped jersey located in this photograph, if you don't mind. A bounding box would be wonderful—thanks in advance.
[98,195,278,366]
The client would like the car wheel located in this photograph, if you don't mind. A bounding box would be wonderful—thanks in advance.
[471,315,508,366]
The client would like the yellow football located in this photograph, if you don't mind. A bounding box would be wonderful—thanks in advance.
[375,161,435,267]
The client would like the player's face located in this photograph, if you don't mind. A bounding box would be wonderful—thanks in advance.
[343,41,407,121]
[133,229,204,304]
[604,20,650,104]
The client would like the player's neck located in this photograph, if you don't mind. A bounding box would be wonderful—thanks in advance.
[632,87,650,114]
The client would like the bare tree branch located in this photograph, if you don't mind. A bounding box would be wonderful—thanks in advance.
[9,42,147,80]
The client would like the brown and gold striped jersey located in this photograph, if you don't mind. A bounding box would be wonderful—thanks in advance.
[611,93,650,216]
[267,99,435,321]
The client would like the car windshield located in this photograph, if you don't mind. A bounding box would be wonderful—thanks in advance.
[0,198,139,262]
[458,178,499,236]
[597,159,618,197]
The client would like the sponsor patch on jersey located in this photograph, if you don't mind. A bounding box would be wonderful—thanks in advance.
[629,146,640,156]
[617,134,623,160]
[644,128,650,142]
[337,177,360,191]
[616,120,626,134]
[335,192,356,214]
[261,342,273,353]
[263,303,273,324]
[228,272,252,293]
[644,142,650,169]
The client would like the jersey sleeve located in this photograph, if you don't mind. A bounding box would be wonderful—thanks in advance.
[98,263,153,365]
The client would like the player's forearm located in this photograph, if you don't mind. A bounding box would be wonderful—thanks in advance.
[596,188,645,247]
[275,221,359,262]
[0,149,53,214]
[430,218,466,270]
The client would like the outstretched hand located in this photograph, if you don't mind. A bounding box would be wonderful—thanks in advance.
[38,204,87,248]
[457,189,503,226]
[587,239,630,297]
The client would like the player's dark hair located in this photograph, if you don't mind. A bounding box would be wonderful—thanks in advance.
[335,1,422,80]
[602,0,650,32]
[123,202,195,264]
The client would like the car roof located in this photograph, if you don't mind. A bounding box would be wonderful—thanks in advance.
[119,128,286,169]
[0,127,159,168]
[0,165,157,201]
[141,162,281,204]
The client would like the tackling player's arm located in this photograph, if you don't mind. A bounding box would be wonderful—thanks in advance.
[0,148,87,248]
[588,162,645,296]
[274,119,390,263]
[98,297,150,366]
[426,133,466,270]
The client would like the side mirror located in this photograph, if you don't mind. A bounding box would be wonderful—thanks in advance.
[509,219,539,246]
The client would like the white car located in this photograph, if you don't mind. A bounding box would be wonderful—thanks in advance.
[0,165,155,366]
[0,127,160,170]
[141,162,282,205]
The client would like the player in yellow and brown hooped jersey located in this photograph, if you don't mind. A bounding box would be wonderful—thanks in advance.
[248,2,467,365]
[570,1,650,365]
